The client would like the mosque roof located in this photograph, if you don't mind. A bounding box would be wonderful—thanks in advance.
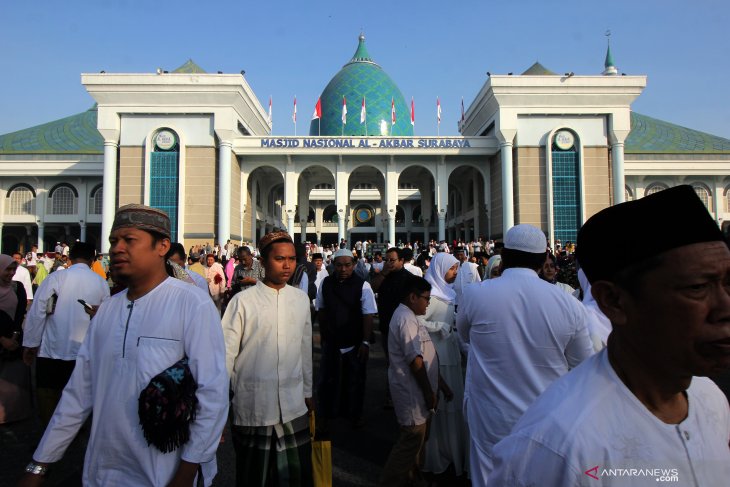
[309,34,413,137]
[0,105,103,155]
[521,62,557,76]
[173,59,206,73]
[626,112,730,154]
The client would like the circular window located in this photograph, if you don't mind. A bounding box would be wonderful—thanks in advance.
[355,207,373,224]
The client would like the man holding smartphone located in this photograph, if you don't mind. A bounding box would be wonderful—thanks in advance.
[22,242,110,426]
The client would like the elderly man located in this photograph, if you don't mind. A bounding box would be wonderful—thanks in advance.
[457,224,593,485]
[489,185,730,485]
[222,232,313,486]
[19,204,229,486]
[230,245,264,297]
[316,248,377,431]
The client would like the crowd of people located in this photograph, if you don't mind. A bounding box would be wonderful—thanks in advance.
[1,184,728,486]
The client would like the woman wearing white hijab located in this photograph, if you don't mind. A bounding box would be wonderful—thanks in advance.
[420,252,469,478]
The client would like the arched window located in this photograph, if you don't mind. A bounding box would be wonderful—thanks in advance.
[89,185,103,214]
[551,130,581,243]
[314,183,333,189]
[691,184,711,211]
[323,204,338,223]
[645,183,668,197]
[625,186,634,202]
[398,182,415,189]
[395,206,405,224]
[354,183,374,189]
[48,184,78,215]
[412,205,422,223]
[6,184,35,215]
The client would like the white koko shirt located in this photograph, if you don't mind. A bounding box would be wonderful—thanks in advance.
[489,349,730,486]
[33,277,229,486]
[24,263,109,360]
[222,281,313,426]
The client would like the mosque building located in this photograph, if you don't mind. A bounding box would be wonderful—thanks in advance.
[1,34,729,253]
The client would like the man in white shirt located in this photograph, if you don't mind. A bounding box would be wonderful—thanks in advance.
[402,248,423,277]
[457,224,593,486]
[222,232,314,487]
[19,204,228,487]
[11,251,33,304]
[312,253,329,291]
[22,242,110,426]
[489,185,730,486]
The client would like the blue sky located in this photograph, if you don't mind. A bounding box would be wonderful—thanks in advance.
[2,0,729,138]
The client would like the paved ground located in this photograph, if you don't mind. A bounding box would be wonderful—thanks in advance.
[0,322,469,487]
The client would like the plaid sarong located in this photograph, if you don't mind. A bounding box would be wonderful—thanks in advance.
[231,413,313,487]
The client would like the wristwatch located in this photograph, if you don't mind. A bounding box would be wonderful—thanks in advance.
[25,462,48,476]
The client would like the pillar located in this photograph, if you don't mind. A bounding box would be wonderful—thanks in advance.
[500,141,514,231]
[438,214,446,242]
[472,175,480,240]
[611,141,625,205]
[101,140,118,253]
[713,178,723,224]
[218,141,233,246]
[37,223,44,253]
[335,168,348,243]
[80,223,87,242]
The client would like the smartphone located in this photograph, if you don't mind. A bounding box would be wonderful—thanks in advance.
[77,299,94,311]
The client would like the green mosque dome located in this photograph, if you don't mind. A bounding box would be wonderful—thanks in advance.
[309,34,413,137]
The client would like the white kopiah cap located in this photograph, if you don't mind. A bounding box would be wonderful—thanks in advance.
[333,248,355,260]
[504,224,547,253]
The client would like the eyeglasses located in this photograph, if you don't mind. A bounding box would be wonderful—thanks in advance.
[417,294,431,302]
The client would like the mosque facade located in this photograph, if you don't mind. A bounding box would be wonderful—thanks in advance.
[1,35,729,253]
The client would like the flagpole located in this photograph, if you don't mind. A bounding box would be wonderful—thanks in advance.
[293,95,297,136]
[437,96,440,137]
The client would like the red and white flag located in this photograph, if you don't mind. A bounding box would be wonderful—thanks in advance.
[268,96,273,124]
[312,97,322,120]
[292,96,297,123]
[437,97,442,124]
[391,98,396,126]
[410,97,415,126]
[342,96,347,125]
[360,97,366,124]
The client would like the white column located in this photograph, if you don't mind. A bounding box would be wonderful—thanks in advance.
[250,179,258,243]
[37,224,44,253]
[335,168,348,242]
[472,176,480,240]
[284,169,298,240]
[80,223,87,242]
[438,214,446,242]
[218,141,233,247]
[611,141,625,205]
[713,178,722,224]
[500,141,514,231]
[101,140,118,253]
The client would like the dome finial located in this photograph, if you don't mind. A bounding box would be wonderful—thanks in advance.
[603,30,618,75]
[346,32,376,66]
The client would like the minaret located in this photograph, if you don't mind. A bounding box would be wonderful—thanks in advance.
[603,30,618,75]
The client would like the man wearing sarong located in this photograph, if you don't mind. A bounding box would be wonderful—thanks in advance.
[222,232,314,487]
